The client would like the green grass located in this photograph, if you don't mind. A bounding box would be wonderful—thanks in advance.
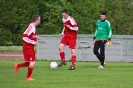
[0,60,133,88]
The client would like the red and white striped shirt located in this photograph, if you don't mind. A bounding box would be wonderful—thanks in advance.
[62,16,78,38]
[22,23,36,48]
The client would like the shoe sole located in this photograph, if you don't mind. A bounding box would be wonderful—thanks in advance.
[97,67,104,69]
[26,77,34,81]
[68,69,75,70]
[98,66,104,68]
[58,63,66,67]
[68,67,75,70]
[26,79,34,81]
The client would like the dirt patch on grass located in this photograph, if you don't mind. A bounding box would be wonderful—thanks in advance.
[0,52,23,60]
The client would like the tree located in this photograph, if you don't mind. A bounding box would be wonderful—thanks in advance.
[0,0,133,45]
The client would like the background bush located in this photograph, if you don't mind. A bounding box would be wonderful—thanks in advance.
[0,0,133,45]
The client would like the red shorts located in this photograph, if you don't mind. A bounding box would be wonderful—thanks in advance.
[23,48,36,62]
[60,37,76,49]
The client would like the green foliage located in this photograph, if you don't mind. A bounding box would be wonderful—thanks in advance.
[0,0,133,45]
[0,28,13,45]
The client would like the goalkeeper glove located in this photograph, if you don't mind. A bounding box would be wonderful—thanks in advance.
[106,40,112,47]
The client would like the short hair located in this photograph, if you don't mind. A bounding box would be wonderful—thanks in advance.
[101,12,106,15]
[62,9,68,14]
[31,15,40,22]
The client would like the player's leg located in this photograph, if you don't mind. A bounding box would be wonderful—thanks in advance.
[14,49,30,74]
[68,38,76,70]
[58,43,66,66]
[14,62,29,74]
[93,41,101,62]
[59,43,66,62]
[68,49,76,70]
[25,48,36,81]
[58,37,68,67]
[99,40,106,67]
[26,61,35,81]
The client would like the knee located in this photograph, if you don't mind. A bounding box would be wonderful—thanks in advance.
[100,51,105,56]
[58,46,62,51]
[71,49,76,54]
[59,45,63,51]
[100,53,105,56]
[29,61,36,67]
[93,49,98,55]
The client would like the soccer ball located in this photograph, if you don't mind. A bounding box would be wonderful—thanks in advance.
[50,61,58,69]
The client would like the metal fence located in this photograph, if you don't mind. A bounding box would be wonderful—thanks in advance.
[37,34,133,62]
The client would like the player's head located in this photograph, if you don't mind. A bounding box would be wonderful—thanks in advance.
[62,9,69,19]
[100,12,106,21]
[31,15,41,26]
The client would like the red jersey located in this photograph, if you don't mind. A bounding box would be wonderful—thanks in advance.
[62,16,78,38]
[22,23,36,48]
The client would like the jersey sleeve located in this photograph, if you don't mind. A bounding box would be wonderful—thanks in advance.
[94,21,98,39]
[69,18,78,31]
[107,21,112,39]
[94,30,97,38]
[22,25,35,44]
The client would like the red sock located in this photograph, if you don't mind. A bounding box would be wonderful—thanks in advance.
[60,51,66,62]
[17,62,29,68]
[27,66,34,78]
[72,53,76,66]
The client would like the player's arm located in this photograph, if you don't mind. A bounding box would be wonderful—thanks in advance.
[93,22,98,40]
[60,18,65,36]
[66,18,78,31]
[22,35,36,45]
[22,26,36,45]
[92,22,98,44]
[93,30,97,39]
[106,21,112,46]
[92,29,97,44]
[107,21,112,41]
[61,27,65,35]
[59,26,65,37]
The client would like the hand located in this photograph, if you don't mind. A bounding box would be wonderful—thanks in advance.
[36,36,40,40]
[92,40,95,44]
[59,33,64,37]
[65,24,71,29]
[32,41,37,46]
[106,40,112,47]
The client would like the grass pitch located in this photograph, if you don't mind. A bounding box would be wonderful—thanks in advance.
[0,60,133,88]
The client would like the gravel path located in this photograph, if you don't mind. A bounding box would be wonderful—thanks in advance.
[0,52,23,60]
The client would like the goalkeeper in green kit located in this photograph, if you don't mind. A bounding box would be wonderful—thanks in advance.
[93,12,112,68]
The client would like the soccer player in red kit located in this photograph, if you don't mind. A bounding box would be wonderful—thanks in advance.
[14,15,41,80]
[58,9,78,70]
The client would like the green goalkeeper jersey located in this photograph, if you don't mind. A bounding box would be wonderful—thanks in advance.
[94,20,112,40]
